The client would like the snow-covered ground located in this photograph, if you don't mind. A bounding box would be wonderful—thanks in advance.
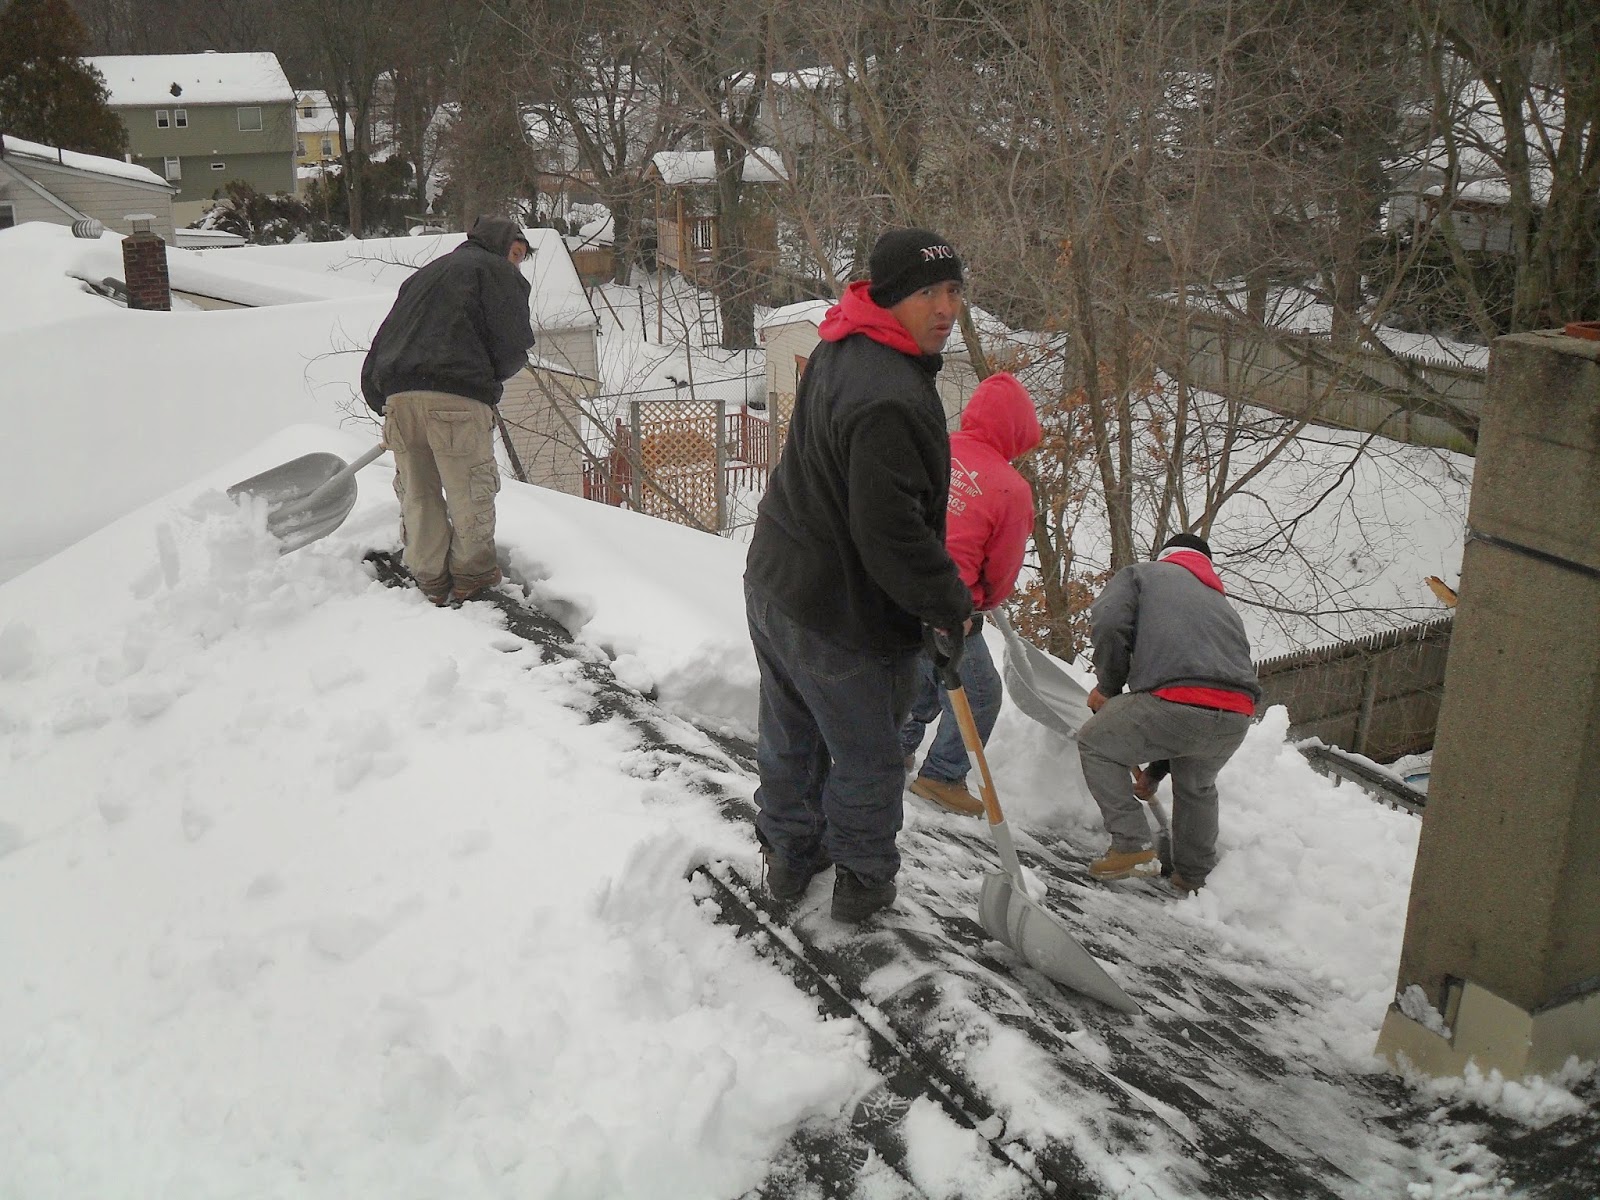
[1,220,1590,1197]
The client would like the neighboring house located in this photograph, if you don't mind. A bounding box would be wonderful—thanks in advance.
[294,90,346,166]
[85,51,297,226]
[293,90,348,196]
[1385,81,1558,256]
[0,134,175,241]
[647,148,786,289]
[754,68,848,150]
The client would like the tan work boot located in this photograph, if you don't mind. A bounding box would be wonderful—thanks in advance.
[451,566,503,603]
[909,775,984,817]
[1168,872,1203,895]
[1089,846,1160,880]
[411,570,452,606]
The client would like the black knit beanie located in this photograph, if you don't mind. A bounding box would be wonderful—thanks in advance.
[867,227,964,309]
[1160,532,1214,559]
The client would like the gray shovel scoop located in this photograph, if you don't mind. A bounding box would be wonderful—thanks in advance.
[227,443,386,554]
[938,644,1142,1015]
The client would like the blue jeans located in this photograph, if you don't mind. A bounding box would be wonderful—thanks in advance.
[898,620,1002,782]
[746,584,919,883]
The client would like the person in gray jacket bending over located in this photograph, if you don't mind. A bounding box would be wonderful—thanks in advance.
[361,215,535,605]
[1079,533,1260,893]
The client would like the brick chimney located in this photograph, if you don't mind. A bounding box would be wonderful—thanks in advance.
[121,213,171,311]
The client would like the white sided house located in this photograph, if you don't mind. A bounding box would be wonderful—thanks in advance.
[0,134,175,242]
[225,230,602,496]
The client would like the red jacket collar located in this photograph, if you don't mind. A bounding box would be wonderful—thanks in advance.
[817,281,924,357]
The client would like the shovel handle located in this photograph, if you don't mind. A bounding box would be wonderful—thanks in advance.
[274,443,387,520]
[946,684,1004,829]
[948,684,1029,885]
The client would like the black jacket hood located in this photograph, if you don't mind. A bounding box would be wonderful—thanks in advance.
[467,216,524,259]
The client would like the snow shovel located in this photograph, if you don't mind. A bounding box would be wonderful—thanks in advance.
[991,608,1090,739]
[227,443,386,554]
[935,644,1142,1015]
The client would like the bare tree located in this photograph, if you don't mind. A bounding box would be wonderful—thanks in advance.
[1409,0,1600,331]
[281,0,411,236]
[493,0,690,284]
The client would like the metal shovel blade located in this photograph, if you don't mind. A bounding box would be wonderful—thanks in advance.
[991,609,1090,740]
[226,444,385,554]
[978,867,1143,1015]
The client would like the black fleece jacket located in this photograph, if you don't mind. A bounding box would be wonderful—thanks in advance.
[745,324,972,653]
[361,218,535,413]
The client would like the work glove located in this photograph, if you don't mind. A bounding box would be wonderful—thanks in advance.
[924,623,965,690]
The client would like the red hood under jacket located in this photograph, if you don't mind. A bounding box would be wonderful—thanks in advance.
[817,281,925,356]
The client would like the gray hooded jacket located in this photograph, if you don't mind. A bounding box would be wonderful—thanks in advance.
[1090,560,1261,701]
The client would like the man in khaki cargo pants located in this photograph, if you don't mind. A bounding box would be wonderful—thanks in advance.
[361,216,536,604]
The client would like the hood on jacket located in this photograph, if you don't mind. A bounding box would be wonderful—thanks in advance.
[959,371,1041,462]
[817,280,924,358]
[1157,546,1227,594]
[466,216,526,260]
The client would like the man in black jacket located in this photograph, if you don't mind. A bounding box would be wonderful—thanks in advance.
[744,227,973,923]
[361,216,535,604]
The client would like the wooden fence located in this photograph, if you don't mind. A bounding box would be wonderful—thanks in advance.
[1255,616,1455,762]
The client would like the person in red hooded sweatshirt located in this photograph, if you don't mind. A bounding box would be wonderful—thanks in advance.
[744,227,974,924]
[901,371,1042,817]
[1079,533,1260,893]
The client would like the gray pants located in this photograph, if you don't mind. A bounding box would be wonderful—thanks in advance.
[384,390,501,591]
[1077,692,1250,884]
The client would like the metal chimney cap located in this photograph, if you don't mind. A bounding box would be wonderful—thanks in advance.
[125,213,157,233]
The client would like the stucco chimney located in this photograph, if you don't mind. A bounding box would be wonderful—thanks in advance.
[121,214,170,311]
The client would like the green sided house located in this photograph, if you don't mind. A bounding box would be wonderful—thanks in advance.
[85,51,296,227]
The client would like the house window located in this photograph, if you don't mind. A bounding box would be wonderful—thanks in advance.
[211,161,227,171]
[296,138,306,157]
[320,137,333,157]
[163,156,182,181]
[301,106,314,118]
[690,216,715,252]
[174,109,187,128]
[237,107,262,132]
[0,202,15,230]
[156,110,170,128]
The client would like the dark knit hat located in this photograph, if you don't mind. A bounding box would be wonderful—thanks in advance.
[867,227,964,309]
[1160,532,1213,559]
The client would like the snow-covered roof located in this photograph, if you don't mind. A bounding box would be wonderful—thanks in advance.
[651,148,788,186]
[223,230,596,331]
[1422,178,1515,206]
[86,52,295,108]
[755,298,831,337]
[0,133,169,189]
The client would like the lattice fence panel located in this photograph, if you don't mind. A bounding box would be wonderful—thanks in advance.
[632,399,723,530]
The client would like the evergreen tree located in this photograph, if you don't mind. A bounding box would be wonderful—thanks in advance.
[0,0,128,157]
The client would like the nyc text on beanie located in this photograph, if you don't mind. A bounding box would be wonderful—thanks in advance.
[867,228,964,309]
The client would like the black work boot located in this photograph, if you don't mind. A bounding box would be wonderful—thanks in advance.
[830,867,897,923]
[761,847,831,903]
